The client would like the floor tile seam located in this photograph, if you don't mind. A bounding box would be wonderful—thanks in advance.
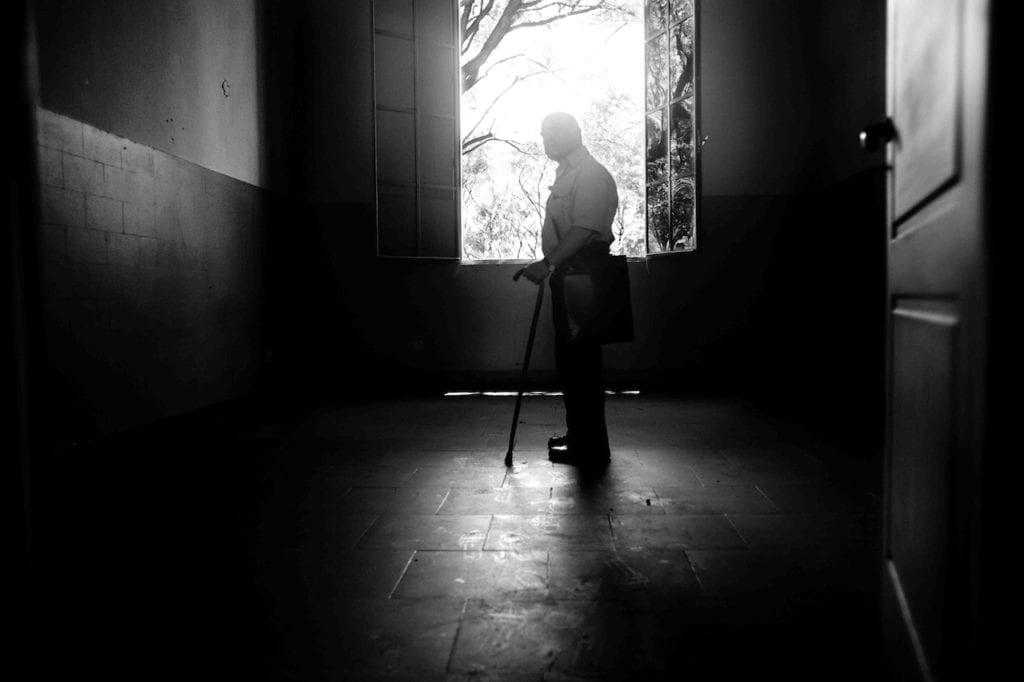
[725,512,883,521]
[397,481,508,490]
[349,513,384,550]
[355,512,493,517]
[643,497,778,512]
[656,507,786,516]
[397,482,500,488]
[395,547,547,553]
[482,514,496,550]
[433,488,453,514]
[720,513,752,550]
[443,598,471,677]
[386,549,418,600]
[755,501,882,517]
[651,482,774,491]
[609,511,733,522]
[651,486,667,512]
[340,484,451,492]
[753,484,784,512]
[683,548,713,600]
[721,515,879,550]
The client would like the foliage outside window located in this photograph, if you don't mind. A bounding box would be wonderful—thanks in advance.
[645,0,696,253]
[459,1,643,261]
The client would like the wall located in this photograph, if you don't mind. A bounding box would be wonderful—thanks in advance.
[29,0,886,438]
[268,0,886,406]
[744,0,888,435]
[33,0,269,444]
[34,0,264,188]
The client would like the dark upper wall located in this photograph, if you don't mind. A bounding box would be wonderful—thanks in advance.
[702,1,885,193]
[701,0,814,196]
[303,0,376,204]
[802,0,887,187]
[35,0,265,189]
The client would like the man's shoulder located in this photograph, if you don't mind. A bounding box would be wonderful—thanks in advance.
[576,154,616,187]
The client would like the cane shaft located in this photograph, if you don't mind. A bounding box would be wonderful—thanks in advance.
[505,280,545,466]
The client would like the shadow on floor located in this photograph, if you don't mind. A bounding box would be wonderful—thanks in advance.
[31,391,890,680]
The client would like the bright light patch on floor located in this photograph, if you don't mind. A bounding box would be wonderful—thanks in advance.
[444,390,640,397]
[444,391,563,397]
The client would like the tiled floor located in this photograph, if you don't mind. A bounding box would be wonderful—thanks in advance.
[37,393,887,680]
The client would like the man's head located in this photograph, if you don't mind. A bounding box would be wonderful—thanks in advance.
[540,112,583,162]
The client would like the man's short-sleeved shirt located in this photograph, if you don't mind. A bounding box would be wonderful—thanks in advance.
[541,146,619,257]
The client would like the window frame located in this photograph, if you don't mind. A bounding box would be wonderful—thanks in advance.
[372,0,462,260]
[643,0,701,258]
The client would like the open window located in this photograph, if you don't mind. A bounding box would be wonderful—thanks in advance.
[372,1,698,261]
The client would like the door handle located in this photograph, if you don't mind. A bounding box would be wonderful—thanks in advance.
[859,118,897,151]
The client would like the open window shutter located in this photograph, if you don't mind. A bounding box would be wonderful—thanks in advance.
[373,0,460,258]
[644,0,699,255]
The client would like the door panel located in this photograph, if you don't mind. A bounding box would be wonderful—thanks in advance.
[889,301,959,670]
[883,0,989,679]
[892,0,961,223]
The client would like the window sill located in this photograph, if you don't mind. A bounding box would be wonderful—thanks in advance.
[459,254,688,265]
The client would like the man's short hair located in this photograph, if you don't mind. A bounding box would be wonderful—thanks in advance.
[542,111,583,146]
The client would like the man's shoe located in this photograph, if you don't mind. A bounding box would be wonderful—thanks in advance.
[548,444,611,467]
[547,433,571,450]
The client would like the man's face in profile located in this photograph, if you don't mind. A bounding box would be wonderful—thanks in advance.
[540,121,574,162]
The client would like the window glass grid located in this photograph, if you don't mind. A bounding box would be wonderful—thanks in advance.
[645,0,697,254]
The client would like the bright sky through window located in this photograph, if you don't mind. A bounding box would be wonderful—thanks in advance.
[461,5,645,261]
[473,20,642,141]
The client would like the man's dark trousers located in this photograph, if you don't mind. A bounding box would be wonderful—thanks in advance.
[549,246,611,458]
[553,333,608,454]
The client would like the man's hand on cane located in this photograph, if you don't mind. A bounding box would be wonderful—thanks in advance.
[522,259,553,284]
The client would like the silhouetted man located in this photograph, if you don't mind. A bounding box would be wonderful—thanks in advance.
[522,112,618,467]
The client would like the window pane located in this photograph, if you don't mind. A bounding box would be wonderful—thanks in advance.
[669,96,694,178]
[646,110,668,184]
[646,34,669,110]
[644,1,697,256]
[417,42,455,117]
[415,0,454,46]
[645,0,669,37]
[646,182,670,253]
[419,115,456,186]
[420,186,458,257]
[374,0,413,36]
[378,186,417,256]
[670,176,696,251]
[669,17,694,101]
[670,0,694,25]
[376,109,416,185]
[374,35,415,110]
[374,0,459,259]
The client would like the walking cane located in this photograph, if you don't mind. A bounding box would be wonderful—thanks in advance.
[505,268,545,467]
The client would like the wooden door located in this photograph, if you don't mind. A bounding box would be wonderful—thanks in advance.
[881,0,991,679]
